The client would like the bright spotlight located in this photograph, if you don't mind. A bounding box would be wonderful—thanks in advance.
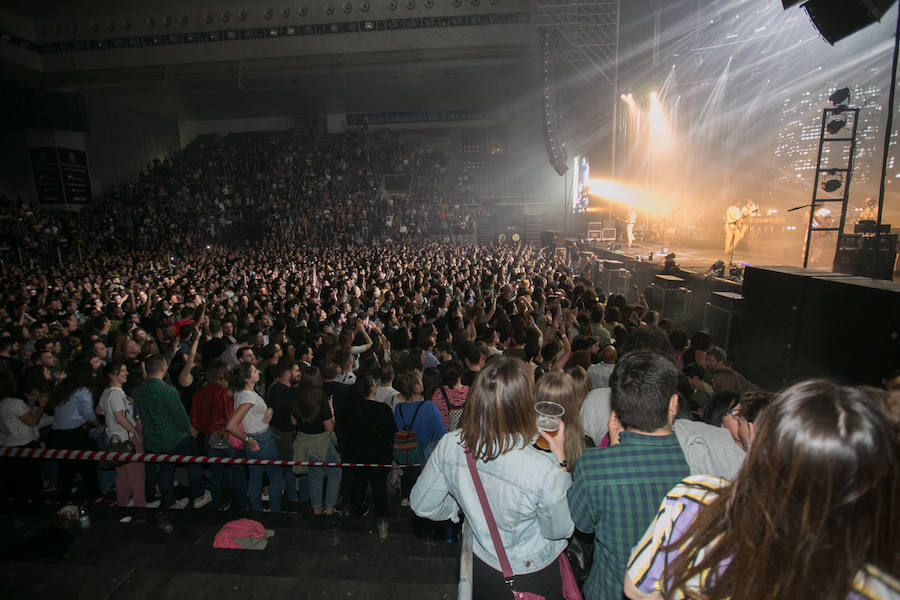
[650,91,658,100]
[829,87,850,105]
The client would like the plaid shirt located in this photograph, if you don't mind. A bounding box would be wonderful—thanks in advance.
[568,431,689,600]
[134,377,192,452]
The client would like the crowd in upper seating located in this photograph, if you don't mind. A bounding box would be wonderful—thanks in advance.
[0,129,898,600]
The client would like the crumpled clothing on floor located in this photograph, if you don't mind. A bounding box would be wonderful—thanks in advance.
[213,518,275,550]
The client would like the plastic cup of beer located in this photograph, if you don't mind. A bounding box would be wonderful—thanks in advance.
[535,401,565,451]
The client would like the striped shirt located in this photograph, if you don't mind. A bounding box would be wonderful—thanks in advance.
[568,431,690,600]
[627,475,900,600]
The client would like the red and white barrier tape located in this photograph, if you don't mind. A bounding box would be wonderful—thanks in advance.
[0,446,419,469]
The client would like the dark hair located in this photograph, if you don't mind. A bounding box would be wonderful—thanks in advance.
[683,363,706,380]
[0,372,17,398]
[664,380,899,600]
[610,350,677,432]
[144,354,166,376]
[50,354,97,408]
[351,374,375,401]
[459,341,482,367]
[669,329,688,351]
[399,348,424,373]
[103,359,127,384]
[442,359,464,384]
[395,371,421,399]
[689,330,712,351]
[378,361,394,383]
[300,364,322,389]
[566,349,591,372]
[461,355,536,462]
[739,390,775,423]
[390,327,411,352]
[711,367,742,394]
[272,358,296,381]
[318,359,339,380]
[206,358,229,386]
[620,326,675,359]
[703,391,740,427]
[422,366,442,400]
[292,384,325,425]
[230,362,256,390]
[708,346,727,364]
[334,349,353,370]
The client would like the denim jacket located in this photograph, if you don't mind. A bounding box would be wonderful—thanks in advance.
[410,430,574,574]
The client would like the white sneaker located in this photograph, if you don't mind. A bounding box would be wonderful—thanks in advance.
[170,498,190,510]
[193,490,213,509]
[261,493,270,502]
[145,500,161,509]
[126,499,134,507]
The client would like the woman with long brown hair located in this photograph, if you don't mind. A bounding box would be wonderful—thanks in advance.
[625,379,899,600]
[411,356,574,600]
[535,371,587,473]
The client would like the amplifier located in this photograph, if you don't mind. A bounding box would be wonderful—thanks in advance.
[709,291,743,310]
[833,247,897,280]
[839,233,863,249]
[854,220,891,234]
[654,274,685,289]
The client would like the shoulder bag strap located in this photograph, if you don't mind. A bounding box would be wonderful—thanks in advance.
[464,451,516,585]
[439,385,452,413]
[201,388,213,430]
[408,401,424,428]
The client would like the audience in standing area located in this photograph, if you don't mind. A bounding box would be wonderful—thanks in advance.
[0,129,897,600]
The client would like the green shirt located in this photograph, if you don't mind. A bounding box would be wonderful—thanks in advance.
[568,431,690,600]
[133,377,191,452]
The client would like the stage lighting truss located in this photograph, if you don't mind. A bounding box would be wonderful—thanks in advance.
[532,0,618,87]
[802,97,860,268]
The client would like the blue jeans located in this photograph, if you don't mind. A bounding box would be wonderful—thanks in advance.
[246,429,282,512]
[208,445,248,510]
[148,435,204,509]
[283,443,298,503]
[309,441,342,510]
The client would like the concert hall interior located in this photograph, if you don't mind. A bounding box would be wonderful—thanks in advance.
[0,1,899,599]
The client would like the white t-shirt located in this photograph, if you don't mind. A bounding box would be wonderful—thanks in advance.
[235,389,269,434]
[374,385,400,410]
[0,397,39,447]
[580,387,612,443]
[587,362,615,390]
[98,386,136,442]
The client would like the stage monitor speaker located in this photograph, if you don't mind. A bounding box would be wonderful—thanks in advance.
[801,0,894,44]
[833,247,897,280]
[540,230,561,249]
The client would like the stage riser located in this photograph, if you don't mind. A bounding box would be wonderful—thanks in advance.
[738,267,900,388]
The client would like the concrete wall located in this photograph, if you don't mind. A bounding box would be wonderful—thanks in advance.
[84,94,180,197]
[178,116,296,147]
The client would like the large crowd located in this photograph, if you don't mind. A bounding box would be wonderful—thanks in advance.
[0,129,898,600]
